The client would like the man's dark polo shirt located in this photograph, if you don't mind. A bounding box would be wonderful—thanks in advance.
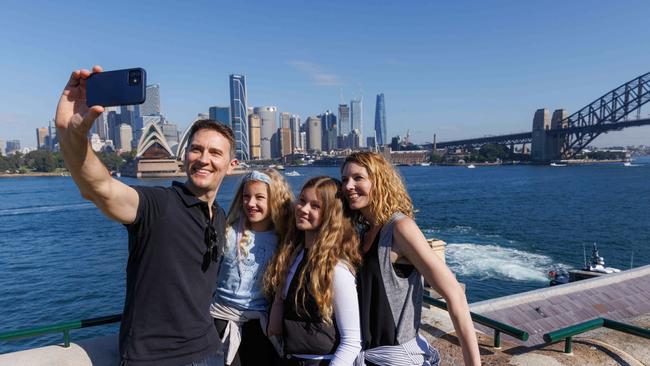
[120,181,224,366]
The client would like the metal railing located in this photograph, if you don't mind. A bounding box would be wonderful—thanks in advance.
[543,317,650,353]
[423,294,529,348]
[0,314,121,348]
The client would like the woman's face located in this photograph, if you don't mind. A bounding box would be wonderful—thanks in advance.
[295,187,322,232]
[341,162,372,211]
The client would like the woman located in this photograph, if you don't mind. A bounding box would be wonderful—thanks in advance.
[265,176,362,365]
[341,152,481,366]
[211,169,294,366]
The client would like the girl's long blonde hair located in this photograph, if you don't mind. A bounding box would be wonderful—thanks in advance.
[225,169,294,257]
[342,151,414,226]
[263,176,361,324]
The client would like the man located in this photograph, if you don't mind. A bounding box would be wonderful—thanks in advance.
[55,66,238,366]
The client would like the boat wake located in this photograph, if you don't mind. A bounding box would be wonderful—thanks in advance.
[0,203,95,217]
[446,243,560,282]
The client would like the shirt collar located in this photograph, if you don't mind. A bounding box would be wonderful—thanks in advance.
[172,181,216,210]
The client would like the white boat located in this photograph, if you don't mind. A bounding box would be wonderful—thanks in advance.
[420,162,431,167]
[467,164,476,169]
[623,161,632,167]
[285,170,301,177]
[584,243,621,274]
[275,164,285,171]
[550,162,567,167]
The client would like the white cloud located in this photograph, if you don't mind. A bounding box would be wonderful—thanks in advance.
[289,60,343,86]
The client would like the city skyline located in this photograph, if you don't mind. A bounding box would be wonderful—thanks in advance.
[2,1,650,148]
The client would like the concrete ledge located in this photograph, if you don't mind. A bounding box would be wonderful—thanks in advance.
[0,335,119,366]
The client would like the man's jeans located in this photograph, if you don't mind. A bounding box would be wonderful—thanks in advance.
[181,352,224,366]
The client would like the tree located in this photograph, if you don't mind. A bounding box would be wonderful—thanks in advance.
[25,150,58,172]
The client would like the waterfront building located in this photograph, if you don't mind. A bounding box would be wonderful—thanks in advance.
[6,140,21,155]
[290,115,301,152]
[374,93,386,146]
[278,127,292,157]
[306,116,322,152]
[349,129,361,149]
[350,98,363,146]
[254,106,277,160]
[209,106,231,126]
[119,124,133,152]
[141,84,161,117]
[248,114,261,160]
[36,127,48,149]
[230,74,249,161]
[122,121,178,178]
[338,104,350,137]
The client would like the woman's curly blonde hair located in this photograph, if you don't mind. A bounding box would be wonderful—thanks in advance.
[225,169,294,258]
[342,151,414,226]
[263,176,361,324]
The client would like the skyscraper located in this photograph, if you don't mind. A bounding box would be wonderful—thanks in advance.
[36,127,48,149]
[338,104,350,136]
[141,84,161,117]
[248,114,261,160]
[230,74,249,160]
[119,124,133,152]
[319,111,337,151]
[279,112,291,129]
[350,98,363,146]
[306,116,322,152]
[6,140,21,154]
[374,93,386,146]
[254,106,277,160]
[209,106,231,126]
[290,115,301,152]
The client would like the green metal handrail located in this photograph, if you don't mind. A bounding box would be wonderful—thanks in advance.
[0,314,121,348]
[423,294,529,348]
[543,317,650,353]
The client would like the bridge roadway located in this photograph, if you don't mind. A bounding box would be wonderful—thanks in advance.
[428,117,650,150]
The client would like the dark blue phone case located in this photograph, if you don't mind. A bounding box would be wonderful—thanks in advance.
[86,68,147,107]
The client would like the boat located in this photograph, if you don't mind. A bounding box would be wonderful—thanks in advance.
[420,162,431,166]
[550,162,567,167]
[275,164,285,171]
[623,161,632,167]
[548,243,620,286]
[285,170,301,177]
[467,164,476,169]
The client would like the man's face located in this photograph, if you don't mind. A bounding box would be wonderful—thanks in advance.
[184,129,237,195]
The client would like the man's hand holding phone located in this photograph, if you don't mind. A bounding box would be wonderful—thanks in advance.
[55,66,105,136]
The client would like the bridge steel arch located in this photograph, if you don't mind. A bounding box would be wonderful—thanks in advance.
[560,72,650,159]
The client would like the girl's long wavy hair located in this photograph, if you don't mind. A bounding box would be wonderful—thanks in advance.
[342,151,414,226]
[225,169,294,258]
[263,176,361,324]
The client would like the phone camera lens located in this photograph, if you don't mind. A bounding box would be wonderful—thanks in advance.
[128,70,142,86]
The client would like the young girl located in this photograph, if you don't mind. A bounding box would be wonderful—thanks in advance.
[341,152,481,366]
[265,176,362,366]
[211,169,294,366]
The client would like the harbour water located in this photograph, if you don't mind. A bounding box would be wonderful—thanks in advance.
[1,158,650,353]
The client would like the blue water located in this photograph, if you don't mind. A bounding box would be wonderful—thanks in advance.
[1,158,650,353]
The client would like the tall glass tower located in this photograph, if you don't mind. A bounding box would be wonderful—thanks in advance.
[350,98,363,146]
[209,106,231,126]
[229,74,249,161]
[374,93,386,146]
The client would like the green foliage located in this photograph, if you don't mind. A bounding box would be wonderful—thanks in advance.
[430,152,444,163]
[97,151,126,172]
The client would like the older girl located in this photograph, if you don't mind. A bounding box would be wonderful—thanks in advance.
[341,152,481,366]
[212,169,293,366]
[266,176,362,365]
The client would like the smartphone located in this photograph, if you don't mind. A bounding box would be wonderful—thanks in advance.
[86,68,147,107]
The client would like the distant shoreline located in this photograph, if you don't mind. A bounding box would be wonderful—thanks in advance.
[0,172,70,178]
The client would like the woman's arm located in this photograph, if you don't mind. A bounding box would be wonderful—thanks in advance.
[330,264,362,365]
[393,217,481,366]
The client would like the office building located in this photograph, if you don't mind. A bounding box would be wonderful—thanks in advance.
[141,84,161,117]
[248,114,261,160]
[374,93,386,146]
[119,124,133,152]
[367,136,376,149]
[290,115,301,152]
[350,98,363,146]
[254,106,277,160]
[107,110,120,143]
[6,140,21,155]
[230,74,249,161]
[338,104,350,136]
[94,113,108,140]
[349,129,361,149]
[209,106,231,125]
[299,131,306,153]
[306,116,322,152]
[36,127,48,149]
[161,122,180,151]
[278,127,292,157]
[279,112,291,129]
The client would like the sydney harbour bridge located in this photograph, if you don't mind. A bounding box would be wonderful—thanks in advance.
[429,72,650,162]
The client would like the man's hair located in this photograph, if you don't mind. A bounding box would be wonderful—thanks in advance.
[186,119,236,158]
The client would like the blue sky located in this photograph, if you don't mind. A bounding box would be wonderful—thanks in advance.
[2,0,650,148]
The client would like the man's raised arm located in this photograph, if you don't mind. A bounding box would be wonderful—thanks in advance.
[55,66,139,224]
